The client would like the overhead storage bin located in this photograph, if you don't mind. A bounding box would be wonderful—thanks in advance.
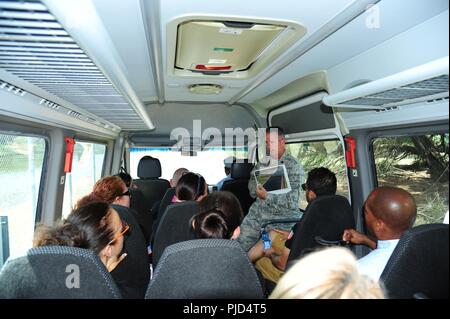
[167,16,306,78]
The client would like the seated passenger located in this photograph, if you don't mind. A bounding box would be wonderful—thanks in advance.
[269,247,384,299]
[34,201,128,273]
[149,167,189,244]
[84,176,150,298]
[248,167,340,283]
[216,156,235,190]
[175,172,208,202]
[150,172,207,245]
[191,191,244,240]
[116,172,151,242]
[342,186,417,282]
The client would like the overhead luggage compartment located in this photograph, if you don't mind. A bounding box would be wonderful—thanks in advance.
[167,16,306,78]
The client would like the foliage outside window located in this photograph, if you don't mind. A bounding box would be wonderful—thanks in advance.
[285,140,349,210]
[373,133,449,225]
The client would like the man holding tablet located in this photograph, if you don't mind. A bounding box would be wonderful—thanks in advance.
[237,127,305,251]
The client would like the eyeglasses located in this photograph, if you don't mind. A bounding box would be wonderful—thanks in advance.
[121,189,131,198]
[108,220,129,245]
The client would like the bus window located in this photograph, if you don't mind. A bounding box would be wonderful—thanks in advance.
[129,147,248,186]
[0,133,46,264]
[373,133,449,226]
[285,140,349,210]
[62,141,106,218]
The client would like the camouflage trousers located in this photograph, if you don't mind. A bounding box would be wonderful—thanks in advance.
[237,204,299,252]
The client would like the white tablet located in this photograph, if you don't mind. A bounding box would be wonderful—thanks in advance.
[253,164,291,194]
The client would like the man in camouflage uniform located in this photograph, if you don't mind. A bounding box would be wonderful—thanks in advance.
[237,127,305,251]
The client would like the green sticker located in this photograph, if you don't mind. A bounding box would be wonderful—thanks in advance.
[213,47,234,52]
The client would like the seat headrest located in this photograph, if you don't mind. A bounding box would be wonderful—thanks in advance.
[146,239,264,299]
[137,156,162,178]
[380,223,449,299]
[0,246,121,299]
[230,161,254,180]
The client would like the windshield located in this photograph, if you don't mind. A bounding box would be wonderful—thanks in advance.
[130,147,248,185]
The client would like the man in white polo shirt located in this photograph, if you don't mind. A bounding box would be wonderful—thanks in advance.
[342,186,417,282]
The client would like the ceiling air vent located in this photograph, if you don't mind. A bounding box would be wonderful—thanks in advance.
[167,16,306,79]
[323,57,449,110]
[188,83,223,94]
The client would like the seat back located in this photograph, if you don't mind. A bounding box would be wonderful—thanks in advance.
[222,162,255,215]
[110,205,150,298]
[134,156,170,209]
[0,246,121,299]
[152,201,198,266]
[380,223,449,299]
[129,188,153,241]
[287,195,355,268]
[150,187,176,244]
[145,239,264,299]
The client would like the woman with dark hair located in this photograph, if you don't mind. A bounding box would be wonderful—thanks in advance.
[192,191,244,240]
[82,176,150,299]
[34,201,128,272]
[175,172,208,202]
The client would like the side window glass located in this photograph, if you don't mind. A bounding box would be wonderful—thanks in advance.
[285,140,349,210]
[62,141,106,218]
[0,133,46,266]
[373,133,449,226]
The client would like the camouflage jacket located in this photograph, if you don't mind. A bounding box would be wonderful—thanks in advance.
[249,153,304,215]
[237,153,305,251]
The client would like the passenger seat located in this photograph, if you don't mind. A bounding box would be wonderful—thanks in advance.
[222,161,255,216]
[380,223,449,299]
[0,246,121,299]
[133,156,170,210]
[146,239,264,299]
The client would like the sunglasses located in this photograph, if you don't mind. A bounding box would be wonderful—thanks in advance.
[121,189,131,198]
[108,220,129,245]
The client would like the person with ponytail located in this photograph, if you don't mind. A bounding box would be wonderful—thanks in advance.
[192,191,244,240]
[175,172,208,202]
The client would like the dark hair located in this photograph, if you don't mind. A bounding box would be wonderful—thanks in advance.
[116,172,132,188]
[266,126,285,139]
[192,191,244,239]
[306,167,337,196]
[176,172,207,201]
[34,202,115,255]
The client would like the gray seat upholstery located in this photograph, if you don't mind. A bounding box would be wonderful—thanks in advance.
[380,223,449,299]
[286,195,355,268]
[222,161,255,216]
[152,201,198,266]
[134,156,170,211]
[0,246,121,299]
[145,239,265,299]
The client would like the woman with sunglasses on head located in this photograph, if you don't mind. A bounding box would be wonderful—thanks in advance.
[82,176,150,299]
[192,191,244,240]
[175,172,208,202]
[34,201,128,273]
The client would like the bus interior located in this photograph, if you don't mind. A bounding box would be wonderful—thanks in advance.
[0,0,448,300]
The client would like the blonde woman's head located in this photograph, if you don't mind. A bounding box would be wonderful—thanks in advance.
[269,247,385,299]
